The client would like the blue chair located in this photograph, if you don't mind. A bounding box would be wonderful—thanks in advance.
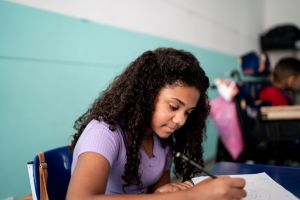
[30,146,73,200]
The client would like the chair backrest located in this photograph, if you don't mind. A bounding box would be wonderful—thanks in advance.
[33,146,73,200]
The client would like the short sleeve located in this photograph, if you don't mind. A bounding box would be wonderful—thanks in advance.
[74,120,122,167]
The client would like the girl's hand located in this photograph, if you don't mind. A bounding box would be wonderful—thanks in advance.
[154,181,194,193]
[187,176,246,200]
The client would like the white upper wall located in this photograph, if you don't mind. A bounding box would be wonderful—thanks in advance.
[9,0,300,56]
[264,0,300,31]
[8,0,263,55]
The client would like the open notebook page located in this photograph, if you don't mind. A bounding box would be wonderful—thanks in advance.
[192,172,298,200]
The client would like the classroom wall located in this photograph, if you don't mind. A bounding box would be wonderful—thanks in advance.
[264,0,300,30]
[0,2,240,198]
[9,0,264,55]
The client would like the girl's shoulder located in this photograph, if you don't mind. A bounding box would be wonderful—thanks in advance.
[85,119,121,133]
[74,119,125,167]
[80,119,124,144]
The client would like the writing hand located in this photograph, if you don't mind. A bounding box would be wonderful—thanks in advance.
[188,176,246,200]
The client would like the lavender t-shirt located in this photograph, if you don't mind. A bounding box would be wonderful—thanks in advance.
[71,119,172,194]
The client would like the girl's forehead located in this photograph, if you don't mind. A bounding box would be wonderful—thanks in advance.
[162,82,199,92]
[163,81,193,89]
[158,84,200,103]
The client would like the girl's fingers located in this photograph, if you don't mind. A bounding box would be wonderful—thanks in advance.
[170,182,194,191]
[155,181,194,193]
[183,180,194,187]
[228,178,247,199]
[229,187,247,199]
[230,177,246,189]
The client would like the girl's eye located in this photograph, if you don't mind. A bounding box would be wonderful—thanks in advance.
[169,105,178,111]
[185,112,190,117]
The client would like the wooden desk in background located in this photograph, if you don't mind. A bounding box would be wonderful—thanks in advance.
[260,105,300,120]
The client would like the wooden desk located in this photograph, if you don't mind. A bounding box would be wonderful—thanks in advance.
[260,105,300,120]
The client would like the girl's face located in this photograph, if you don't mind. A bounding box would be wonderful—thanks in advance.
[151,83,200,139]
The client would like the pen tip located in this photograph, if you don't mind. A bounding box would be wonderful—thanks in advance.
[176,152,181,157]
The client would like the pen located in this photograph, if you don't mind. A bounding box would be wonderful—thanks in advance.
[176,152,218,179]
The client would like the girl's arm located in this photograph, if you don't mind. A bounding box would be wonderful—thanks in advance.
[66,152,110,198]
[66,152,246,200]
[67,152,186,200]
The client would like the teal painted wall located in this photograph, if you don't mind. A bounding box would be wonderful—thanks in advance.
[0,2,239,198]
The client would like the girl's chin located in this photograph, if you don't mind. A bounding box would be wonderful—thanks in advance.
[156,131,173,139]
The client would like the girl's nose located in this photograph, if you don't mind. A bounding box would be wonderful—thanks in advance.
[172,112,187,127]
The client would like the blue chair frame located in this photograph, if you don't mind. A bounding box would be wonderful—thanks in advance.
[32,146,73,200]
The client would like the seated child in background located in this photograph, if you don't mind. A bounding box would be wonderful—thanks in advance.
[259,57,300,106]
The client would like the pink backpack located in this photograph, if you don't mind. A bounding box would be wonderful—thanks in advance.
[210,97,244,160]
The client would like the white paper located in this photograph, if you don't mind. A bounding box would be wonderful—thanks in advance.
[192,172,299,200]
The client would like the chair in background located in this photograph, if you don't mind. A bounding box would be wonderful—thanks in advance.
[28,146,73,200]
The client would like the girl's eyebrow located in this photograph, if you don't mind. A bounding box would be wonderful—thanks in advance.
[170,97,185,106]
[170,98,196,110]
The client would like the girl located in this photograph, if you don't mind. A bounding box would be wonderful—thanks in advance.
[67,48,246,200]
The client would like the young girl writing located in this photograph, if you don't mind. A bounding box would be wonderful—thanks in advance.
[67,48,246,200]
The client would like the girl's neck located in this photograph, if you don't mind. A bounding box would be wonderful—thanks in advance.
[142,133,154,158]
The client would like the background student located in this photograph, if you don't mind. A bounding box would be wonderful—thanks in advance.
[67,48,246,200]
[259,57,300,106]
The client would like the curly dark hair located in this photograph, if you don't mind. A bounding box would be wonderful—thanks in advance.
[71,47,210,190]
